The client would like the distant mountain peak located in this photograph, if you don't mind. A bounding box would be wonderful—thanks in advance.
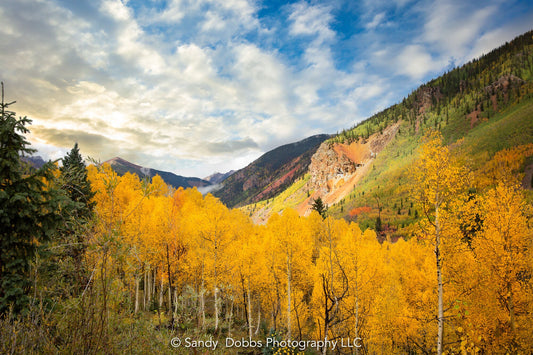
[104,157,211,190]
[204,170,235,184]
[21,155,46,169]
[107,157,143,170]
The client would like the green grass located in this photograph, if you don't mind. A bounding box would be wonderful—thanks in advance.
[458,96,533,162]
[241,174,311,220]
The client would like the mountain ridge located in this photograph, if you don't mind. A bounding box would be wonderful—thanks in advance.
[214,134,330,207]
[204,170,235,184]
[105,157,212,190]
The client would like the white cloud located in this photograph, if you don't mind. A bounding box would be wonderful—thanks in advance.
[351,82,386,101]
[395,45,444,80]
[423,0,497,59]
[201,10,226,32]
[466,12,533,61]
[154,0,186,23]
[100,0,131,22]
[365,12,386,30]
[289,1,335,44]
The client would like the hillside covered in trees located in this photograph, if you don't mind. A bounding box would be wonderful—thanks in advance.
[247,30,533,234]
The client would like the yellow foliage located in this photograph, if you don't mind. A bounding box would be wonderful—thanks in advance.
[80,155,533,353]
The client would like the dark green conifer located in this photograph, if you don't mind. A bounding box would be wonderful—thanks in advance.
[311,197,328,219]
[0,84,65,314]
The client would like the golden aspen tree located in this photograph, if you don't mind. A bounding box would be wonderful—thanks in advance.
[164,187,189,324]
[226,212,258,338]
[262,222,285,331]
[337,224,383,353]
[392,238,437,353]
[87,165,158,318]
[267,209,314,339]
[470,181,533,353]
[364,234,418,353]
[149,175,168,197]
[248,229,271,336]
[188,194,235,333]
[173,188,206,327]
[413,130,468,355]
[477,143,533,189]
[311,217,350,354]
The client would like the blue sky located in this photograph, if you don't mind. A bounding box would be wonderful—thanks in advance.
[1,0,532,177]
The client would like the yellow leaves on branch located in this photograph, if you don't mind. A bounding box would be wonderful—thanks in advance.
[479,143,533,188]
[413,130,469,211]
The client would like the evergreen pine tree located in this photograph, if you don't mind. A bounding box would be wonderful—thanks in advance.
[375,216,382,232]
[60,142,95,219]
[311,197,328,219]
[0,84,65,314]
[56,143,95,293]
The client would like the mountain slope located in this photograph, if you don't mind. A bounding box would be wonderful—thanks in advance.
[244,29,533,229]
[204,170,235,184]
[106,157,211,190]
[214,134,330,207]
[22,155,46,169]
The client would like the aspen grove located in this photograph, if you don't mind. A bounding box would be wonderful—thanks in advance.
[44,132,531,354]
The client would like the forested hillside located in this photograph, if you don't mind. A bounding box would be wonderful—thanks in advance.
[214,134,329,207]
[247,30,533,235]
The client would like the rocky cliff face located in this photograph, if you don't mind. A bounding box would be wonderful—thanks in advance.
[308,143,359,195]
[415,85,443,114]
[305,122,400,208]
[484,74,525,95]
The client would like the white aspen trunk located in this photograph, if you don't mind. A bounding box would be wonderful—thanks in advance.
[168,282,172,315]
[147,266,152,309]
[159,273,164,311]
[436,205,444,355]
[214,245,219,332]
[227,298,234,337]
[247,281,253,339]
[152,268,156,300]
[200,290,206,329]
[174,289,178,316]
[143,269,147,311]
[200,274,206,329]
[255,302,261,335]
[287,255,292,340]
[225,298,230,323]
[135,276,140,314]
[214,285,219,331]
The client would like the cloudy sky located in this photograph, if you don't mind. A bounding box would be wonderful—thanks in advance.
[1,0,532,177]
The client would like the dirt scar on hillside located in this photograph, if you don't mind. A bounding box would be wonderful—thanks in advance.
[300,122,401,215]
